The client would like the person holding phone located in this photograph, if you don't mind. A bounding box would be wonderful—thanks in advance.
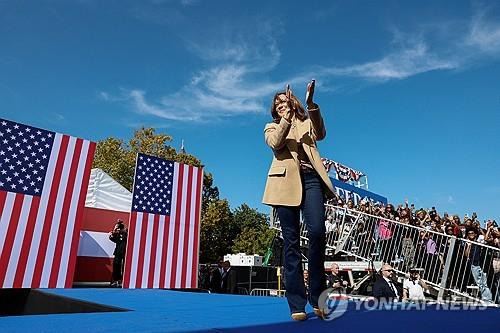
[262,80,335,321]
[109,219,127,287]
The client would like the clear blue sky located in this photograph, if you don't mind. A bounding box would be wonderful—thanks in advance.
[1,1,499,221]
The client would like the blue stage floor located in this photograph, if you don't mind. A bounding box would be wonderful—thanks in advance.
[0,289,499,332]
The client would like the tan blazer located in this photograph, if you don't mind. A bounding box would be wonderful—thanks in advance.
[262,107,335,206]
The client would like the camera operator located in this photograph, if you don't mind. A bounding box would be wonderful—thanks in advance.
[109,219,127,287]
[403,268,428,301]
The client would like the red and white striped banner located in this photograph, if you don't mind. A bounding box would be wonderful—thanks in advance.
[0,118,95,288]
[74,207,130,283]
[123,154,202,289]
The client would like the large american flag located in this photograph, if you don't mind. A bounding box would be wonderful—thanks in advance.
[123,153,203,289]
[0,118,95,288]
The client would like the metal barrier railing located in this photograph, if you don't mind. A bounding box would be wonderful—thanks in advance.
[249,288,286,297]
[271,205,500,304]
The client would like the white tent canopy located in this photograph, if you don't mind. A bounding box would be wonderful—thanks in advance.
[85,168,132,212]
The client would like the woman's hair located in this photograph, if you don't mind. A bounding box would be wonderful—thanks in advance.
[270,91,307,123]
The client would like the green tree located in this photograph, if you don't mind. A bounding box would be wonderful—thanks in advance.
[232,225,276,256]
[199,199,234,264]
[91,137,135,191]
[232,204,268,230]
[202,172,219,213]
[199,202,275,262]
[230,204,274,256]
[92,127,201,191]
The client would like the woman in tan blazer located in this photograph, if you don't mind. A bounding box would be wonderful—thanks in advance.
[262,80,335,321]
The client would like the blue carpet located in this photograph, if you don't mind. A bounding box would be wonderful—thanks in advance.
[0,289,498,332]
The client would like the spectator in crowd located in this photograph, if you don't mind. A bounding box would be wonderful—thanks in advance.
[303,269,310,297]
[444,225,456,237]
[327,263,348,292]
[383,204,397,221]
[463,218,474,231]
[444,216,462,238]
[209,259,224,293]
[428,207,440,225]
[403,268,428,301]
[486,222,500,303]
[464,228,493,302]
[418,231,439,281]
[443,212,449,222]
[378,210,393,241]
[373,264,400,301]
[221,261,238,294]
[484,221,499,247]
[109,219,127,287]
[198,264,211,290]
[346,199,354,210]
[398,205,412,225]
[451,215,463,236]
[409,203,416,220]
[415,209,431,227]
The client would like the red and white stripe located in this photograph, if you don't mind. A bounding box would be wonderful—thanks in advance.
[123,163,202,289]
[74,207,130,283]
[0,133,95,288]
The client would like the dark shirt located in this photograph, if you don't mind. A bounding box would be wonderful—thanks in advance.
[109,230,127,257]
[326,273,343,290]
[297,144,313,170]
[292,120,314,170]
[467,243,482,266]
[209,268,223,293]
[222,268,238,294]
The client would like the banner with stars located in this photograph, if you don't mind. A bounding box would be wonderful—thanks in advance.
[123,153,203,289]
[0,118,95,288]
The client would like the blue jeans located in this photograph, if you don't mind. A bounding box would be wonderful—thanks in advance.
[471,264,493,302]
[276,170,326,313]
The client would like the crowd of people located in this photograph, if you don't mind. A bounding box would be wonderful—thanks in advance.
[325,197,500,303]
[331,197,499,249]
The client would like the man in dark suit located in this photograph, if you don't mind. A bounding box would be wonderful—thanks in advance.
[373,263,400,301]
[221,260,238,294]
[209,260,224,293]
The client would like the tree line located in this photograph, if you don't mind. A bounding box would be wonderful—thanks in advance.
[92,127,275,264]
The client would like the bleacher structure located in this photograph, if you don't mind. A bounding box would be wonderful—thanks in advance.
[270,205,500,304]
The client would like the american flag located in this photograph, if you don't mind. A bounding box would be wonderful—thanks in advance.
[122,153,203,289]
[0,118,95,288]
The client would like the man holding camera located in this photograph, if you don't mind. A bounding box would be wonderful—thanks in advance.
[403,268,428,301]
[109,219,127,287]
